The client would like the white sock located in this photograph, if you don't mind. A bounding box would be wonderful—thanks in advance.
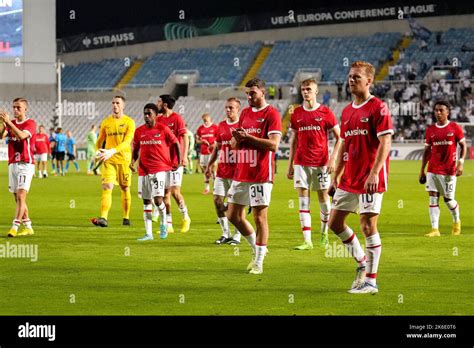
[158,202,166,225]
[365,233,382,286]
[178,202,190,220]
[255,244,267,268]
[319,200,331,234]
[232,228,241,242]
[11,219,21,232]
[167,213,173,225]
[22,219,32,229]
[429,196,440,229]
[143,204,153,236]
[204,183,210,190]
[218,217,230,238]
[244,231,256,254]
[299,196,311,243]
[445,199,460,222]
[43,170,47,175]
[336,226,366,267]
[38,171,43,177]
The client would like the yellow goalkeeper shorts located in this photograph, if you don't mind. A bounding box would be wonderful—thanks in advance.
[101,162,132,187]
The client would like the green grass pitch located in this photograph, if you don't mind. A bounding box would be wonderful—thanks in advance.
[0,160,472,315]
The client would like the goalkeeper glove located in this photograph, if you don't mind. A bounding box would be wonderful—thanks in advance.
[98,148,117,161]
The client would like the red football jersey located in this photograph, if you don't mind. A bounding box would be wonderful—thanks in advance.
[290,104,338,167]
[196,123,219,155]
[339,96,393,194]
[156,112,187,164]
[7,118,36,165]
[233,104,282,183]
[215,118,239,179]
[425,121,464,176]
[34,133,50,154]
[133,122,178,175]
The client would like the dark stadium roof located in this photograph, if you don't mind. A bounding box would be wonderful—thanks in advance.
[56,0,448,38]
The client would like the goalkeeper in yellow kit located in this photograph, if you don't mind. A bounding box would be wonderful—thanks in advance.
[91,96,136,227]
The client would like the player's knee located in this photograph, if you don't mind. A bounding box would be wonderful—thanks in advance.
[328,215,342,233]
[443,197,451,203]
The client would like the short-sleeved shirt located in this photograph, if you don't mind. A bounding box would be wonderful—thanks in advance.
[425,121,465,176]
[215,118,239,179]
[7,118,37,164]
[66,137,76,154]
[156,112,187,164]
[290,104,338,167]
[133,122,178,176]
[34,133,50,155]
[55,133,67,153]
[196,123,219,155]
[339,96,394,194]
[233,104,282,183]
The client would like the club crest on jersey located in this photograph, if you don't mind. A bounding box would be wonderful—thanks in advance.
[447,132,454,136]
[168,123,174,127]
[154,133,161,137]
[314,117,322,121]
[257,118,265,122]
[360,117,369,123]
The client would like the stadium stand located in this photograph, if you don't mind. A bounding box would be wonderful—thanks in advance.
[62,58,134,91]
[393,27,474,80]
[258,32,402,84]
[129,43,262,87]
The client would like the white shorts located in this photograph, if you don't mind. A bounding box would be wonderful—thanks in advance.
[138,172,167,200]
[34,153,48,162]
[199,154,211,167]
[8,162,35,193]
[227,181,273,207]
[165,166,184,188]
[332,188,384,215]
[425,172,457,199]
[213,177,233,197]
[294,165,330,191]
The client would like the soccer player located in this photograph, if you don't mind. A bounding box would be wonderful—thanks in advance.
[54,127,67,176]
[227,78,282,274]
[65,130,80,173]
[34,125,50,178]
[131,103,181,241]
[86,125,99,175]
[205,97,242,245]
[196,113,219,194]
[0,98,37,237]
[91,96,136,227]
[49,127,57,174]
[287,79,341,250]
[156,94,191,233]
[419,100,466,237]
[328,61,393,294]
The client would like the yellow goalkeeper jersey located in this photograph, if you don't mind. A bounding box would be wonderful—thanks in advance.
[96,114,136,164]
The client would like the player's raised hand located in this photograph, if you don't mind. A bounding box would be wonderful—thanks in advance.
[232,128,247,142]
[419,172,427,184]
[0,110,11,124]
[287,164,294,179]
[364,172,379,194]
